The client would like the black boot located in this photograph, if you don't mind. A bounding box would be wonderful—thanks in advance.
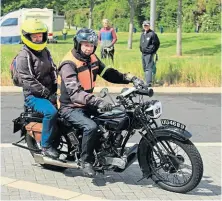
[42,146,59,159]
[81,162,95,177]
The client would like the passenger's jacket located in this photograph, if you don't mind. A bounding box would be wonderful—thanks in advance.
[140,29,160,55]
[58,49,129,108]
[16,46,57,98]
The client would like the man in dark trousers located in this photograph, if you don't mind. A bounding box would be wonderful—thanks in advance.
[140,20,160,86]
[58,28,138,176]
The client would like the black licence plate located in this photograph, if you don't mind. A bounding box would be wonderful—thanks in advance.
[160,119,186,130]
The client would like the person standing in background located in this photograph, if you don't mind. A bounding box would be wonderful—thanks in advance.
[62,28,68,40]
[140,20,160,86]
[98,19,117,63]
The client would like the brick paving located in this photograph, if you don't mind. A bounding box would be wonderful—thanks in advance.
[1,145,221,200]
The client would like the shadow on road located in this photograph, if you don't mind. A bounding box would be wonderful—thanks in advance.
[62,164,221,197]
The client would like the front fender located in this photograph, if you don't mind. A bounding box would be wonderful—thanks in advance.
[153,126,192,141]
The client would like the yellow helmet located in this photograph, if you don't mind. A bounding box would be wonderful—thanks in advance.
[21,19,48,51]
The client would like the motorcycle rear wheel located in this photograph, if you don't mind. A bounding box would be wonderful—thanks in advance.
[138,136,203,193]
[25,133,70,171]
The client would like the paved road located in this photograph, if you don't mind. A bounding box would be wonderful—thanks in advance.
[1,92,221,143]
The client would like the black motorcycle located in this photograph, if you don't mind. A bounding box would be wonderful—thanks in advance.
[12,81,203,193]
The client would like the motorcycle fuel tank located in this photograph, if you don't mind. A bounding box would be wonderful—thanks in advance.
[93,109,129,131]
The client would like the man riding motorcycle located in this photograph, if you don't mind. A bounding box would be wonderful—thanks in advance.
[58,28,139,176]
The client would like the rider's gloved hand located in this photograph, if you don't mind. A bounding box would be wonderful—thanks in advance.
[124,73,137,83]
[97,101,113,112]
[48,93,57,105]
[132,77,145,87]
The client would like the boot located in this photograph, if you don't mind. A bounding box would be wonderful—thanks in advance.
[81,162,95,177]
[42,146,59,159]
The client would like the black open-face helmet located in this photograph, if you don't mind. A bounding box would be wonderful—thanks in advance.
[73,28,98,54]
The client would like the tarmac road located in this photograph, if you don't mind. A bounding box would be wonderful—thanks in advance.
[1,92,221,143]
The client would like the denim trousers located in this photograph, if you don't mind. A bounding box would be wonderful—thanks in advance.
[59,107,99,163]
[142,54,154,85]
[25,95,57,148]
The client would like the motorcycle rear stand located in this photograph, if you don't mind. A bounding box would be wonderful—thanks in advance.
[12,136,41,153]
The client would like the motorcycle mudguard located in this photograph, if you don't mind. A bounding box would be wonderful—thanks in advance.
[153,126,192,141]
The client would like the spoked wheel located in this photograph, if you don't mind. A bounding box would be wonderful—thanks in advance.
[148,136,203,193]
[25,133,72,171]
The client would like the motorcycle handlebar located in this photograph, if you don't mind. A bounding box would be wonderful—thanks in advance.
[136,88,154,97]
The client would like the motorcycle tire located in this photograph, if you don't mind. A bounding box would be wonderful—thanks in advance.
[138,136,203,193]
[25,133,68,171]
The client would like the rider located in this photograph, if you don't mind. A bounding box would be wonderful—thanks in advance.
[16,19,59,159]
[58,28,137,176]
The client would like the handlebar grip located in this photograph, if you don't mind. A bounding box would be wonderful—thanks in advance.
[136,88,154,97]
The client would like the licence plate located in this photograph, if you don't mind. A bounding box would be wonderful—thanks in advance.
[160,119,186,130]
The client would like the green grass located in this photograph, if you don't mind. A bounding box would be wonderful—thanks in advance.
[1,31,221,86]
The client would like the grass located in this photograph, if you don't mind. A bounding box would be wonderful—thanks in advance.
[1,31,221,86]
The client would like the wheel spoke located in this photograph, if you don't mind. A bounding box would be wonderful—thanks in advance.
[150,139,193,187]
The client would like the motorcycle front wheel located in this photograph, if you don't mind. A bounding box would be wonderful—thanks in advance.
[138,136,203,193]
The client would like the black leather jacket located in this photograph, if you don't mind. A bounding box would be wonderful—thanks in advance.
[140,29,160,55]
[16,46,57,98]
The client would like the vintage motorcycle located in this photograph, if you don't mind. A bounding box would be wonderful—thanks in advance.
[12,81,203,193]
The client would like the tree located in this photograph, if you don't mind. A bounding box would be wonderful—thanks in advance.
[89,0,95,28]
[128,0,135,49]
[176,0,182,56]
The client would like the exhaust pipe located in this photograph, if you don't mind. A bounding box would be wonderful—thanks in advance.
[114,144,138,172]
[34,154,80,169]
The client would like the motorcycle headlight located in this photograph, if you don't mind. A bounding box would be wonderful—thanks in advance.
[145,100,162,119]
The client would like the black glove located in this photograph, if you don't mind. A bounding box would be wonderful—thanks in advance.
[48,93,57,105]
[52,83,57,94]
[42,87,50,98]
[97,101,113,112]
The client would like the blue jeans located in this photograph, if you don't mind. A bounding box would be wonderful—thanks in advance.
[59,107,98,163]
[25,95,57,148]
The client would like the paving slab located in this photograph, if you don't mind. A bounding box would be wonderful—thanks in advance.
[1,144,221,200]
